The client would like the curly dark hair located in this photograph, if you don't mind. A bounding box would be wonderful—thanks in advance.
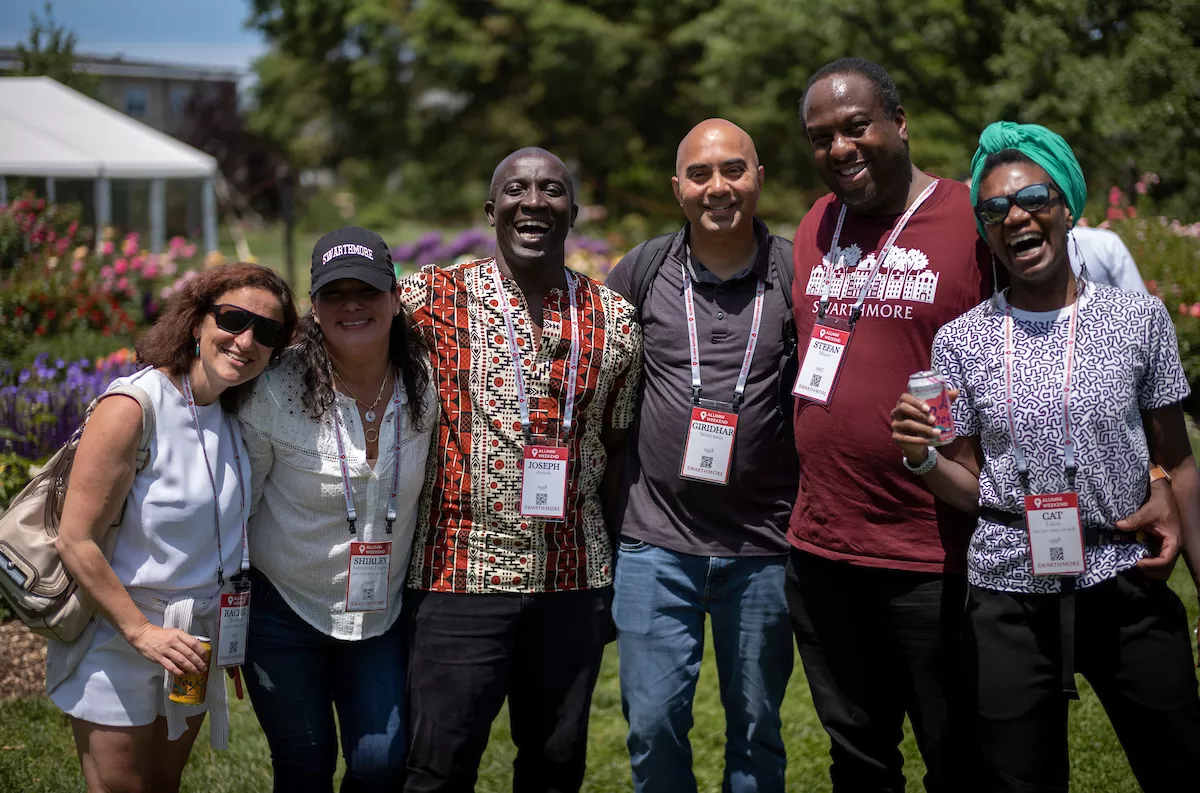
[802,57,903,121]
[134,263,299,412]
[296,307,430,430]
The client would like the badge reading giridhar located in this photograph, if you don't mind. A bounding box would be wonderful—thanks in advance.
[680,406,739,485]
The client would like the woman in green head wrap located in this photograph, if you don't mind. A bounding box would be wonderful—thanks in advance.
[889,120,1200,792]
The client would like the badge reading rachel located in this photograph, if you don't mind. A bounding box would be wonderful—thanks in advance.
[1024,493,1085,576]
[215,588,250,668]
[521,445,569,519]
[679,407,738,485]
[346,541,391,612]
[793,322,851,405]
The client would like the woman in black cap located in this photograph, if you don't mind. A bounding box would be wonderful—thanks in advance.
[238,226,435,791]
[891,122,1200,792]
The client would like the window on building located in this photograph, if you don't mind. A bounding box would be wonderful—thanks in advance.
[169,86,192,118]
[124,86,149,118]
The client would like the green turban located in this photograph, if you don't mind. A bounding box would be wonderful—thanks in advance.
[968,121,1087,239]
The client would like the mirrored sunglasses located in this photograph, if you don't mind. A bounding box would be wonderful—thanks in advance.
[210,304,287,348]
[974,182,1060,226]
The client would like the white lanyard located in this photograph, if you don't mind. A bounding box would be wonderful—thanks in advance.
[330,377,404,534]
[819,179,940,322]
[490,264,581,444]
[681,261,765,407]
[1003,295,1081,487]
[182,375,248,586]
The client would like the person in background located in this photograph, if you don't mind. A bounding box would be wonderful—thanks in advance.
[606,118,796,793]
[239,227,435,792]
[48,263,297,793]
[1068,224,1149,293]
[891,120,1200,792]
[400,147,643,793]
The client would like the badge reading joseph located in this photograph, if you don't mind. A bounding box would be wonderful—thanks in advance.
[521,445,569,519]
[680,407,739,485]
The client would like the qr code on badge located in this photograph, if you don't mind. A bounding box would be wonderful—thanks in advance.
[810,374,822,388]
[700,455,714,469]
[1049,546,1065,561]
[363,586,374,600]
[536,492,548,506]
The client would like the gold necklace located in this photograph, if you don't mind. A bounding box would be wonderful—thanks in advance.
[331,367,390,424]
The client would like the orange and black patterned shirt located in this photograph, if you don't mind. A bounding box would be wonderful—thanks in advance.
[400,258,642,594]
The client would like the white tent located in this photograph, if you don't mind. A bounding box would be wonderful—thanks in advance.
[0,76,219,252]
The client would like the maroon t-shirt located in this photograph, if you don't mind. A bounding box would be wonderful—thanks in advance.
[789,178,991,573]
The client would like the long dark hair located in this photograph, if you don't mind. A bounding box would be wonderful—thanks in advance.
[135,263,299,412]
[296,307,430,429]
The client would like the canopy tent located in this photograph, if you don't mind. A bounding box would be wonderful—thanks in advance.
[0,76,218,252]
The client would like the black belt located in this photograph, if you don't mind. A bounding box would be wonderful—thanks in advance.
[979,507,1145,701]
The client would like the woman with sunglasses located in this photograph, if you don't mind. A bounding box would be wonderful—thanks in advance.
[238,226,434,791]
[48,263,297,793]
[890,121,1200,792]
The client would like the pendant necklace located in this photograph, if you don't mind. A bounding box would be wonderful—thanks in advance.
[331,366,391,424]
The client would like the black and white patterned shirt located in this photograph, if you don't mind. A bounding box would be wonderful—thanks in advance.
[932,284,1189,593]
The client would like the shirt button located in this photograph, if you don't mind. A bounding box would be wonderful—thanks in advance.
[717,312,725,319]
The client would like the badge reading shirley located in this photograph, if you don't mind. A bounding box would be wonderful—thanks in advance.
[793,319,851,405]
[521,444,569,519]
[1024,493,1085,576]
[346,541,391,612]
[214,579,250,668]
[680,406,739,485]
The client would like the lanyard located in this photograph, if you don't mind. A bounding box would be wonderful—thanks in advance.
[330,377,403,534]
[1003,295,1081,489]
[490,264,581,445]
[819,179,940,323]
[681,261,765,407]
[182,375,248,587]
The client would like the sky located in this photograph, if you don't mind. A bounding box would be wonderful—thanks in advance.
[0,0,266,71]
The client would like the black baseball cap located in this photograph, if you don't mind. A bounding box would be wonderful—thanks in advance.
[309,226,396,297]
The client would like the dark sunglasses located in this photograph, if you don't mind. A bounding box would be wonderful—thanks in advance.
[210,304,287,348]
[974,182,1062,226]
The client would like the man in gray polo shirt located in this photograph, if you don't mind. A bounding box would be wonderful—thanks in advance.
[605,118,797,793]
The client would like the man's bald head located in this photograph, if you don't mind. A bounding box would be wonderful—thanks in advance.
[675,119,760,177]
[489,147,576,205]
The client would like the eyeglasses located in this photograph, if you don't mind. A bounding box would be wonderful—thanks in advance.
[974,183,1062,226]
[210,304,287,347]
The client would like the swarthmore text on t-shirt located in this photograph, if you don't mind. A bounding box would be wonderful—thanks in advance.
[789,178,991,573]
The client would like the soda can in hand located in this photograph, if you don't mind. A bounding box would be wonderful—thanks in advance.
[908,370,956,446]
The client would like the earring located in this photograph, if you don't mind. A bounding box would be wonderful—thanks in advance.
[193,339,200,357]
[989,253,1001,310]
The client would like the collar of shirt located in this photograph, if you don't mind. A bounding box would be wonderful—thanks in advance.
[675,216,773,286]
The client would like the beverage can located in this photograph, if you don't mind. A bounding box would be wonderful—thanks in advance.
[908,370,956,446]
[168,636,212,705]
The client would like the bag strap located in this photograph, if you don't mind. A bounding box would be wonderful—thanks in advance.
[626,231,680,314]
[767,235,795,311]
[90,383,157,473]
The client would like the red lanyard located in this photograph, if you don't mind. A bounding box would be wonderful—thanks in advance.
[330,377,403,534]
[681,261,764,407]
[820,179,940,323]
[1003,295,1080,488]
[182,375,247,586]
[490,264,581,445]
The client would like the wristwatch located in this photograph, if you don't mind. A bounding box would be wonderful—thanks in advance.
[902,446,938,476]
[1150,465,1172,483]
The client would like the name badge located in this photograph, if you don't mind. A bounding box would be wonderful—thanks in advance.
[1024,493,1085,576]
[680,406,738,485]
[214,582,250,668]
[346,541,392,612]
[521,444,569,520]
[793,320,851,405]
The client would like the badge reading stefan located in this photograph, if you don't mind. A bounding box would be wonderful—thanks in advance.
[679,407,738,485]
[793,321,851,405]
[1024,493,1085,576]
[346,541,391,612]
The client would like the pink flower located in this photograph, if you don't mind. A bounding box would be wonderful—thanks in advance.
[100,240,115,256]
[169,236,185,252]
[130,256,143,271]
[1179,303,1189,316]
[1077,217,1090,227]
[100,265,113,279]
[1190,303,1200,319]
[122,233,139,257]
[71,259,84,273]
[181,244,197,259]
[1126,206,1138,218]
[143,263,158,278]
[160,286,174,300]
[117,277,130,292]
[1146,280,1158,294]
[1136,180,1147,195]
[1108,187,1123,207]
[67,221,78,236]
[1106,207,1124,222]
[161,259,178,276]
[113,258,128,275]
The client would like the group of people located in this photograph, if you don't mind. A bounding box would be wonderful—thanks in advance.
[44,56,1200,793]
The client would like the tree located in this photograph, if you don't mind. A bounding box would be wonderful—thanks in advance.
[11,2,98,98]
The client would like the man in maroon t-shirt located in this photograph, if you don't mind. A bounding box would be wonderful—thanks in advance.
[786,58,990,792]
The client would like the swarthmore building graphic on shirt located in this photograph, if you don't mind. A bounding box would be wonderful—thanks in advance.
[805,242,941,319]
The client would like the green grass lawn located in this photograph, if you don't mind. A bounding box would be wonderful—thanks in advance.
[1,566,1195,793]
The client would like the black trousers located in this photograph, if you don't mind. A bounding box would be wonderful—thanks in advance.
[786,549,972,793]
[966,570,1200,793]
[402,587,612,793]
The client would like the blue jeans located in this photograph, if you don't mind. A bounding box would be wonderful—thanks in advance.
[612,540,793,793]
[242,569,407,793]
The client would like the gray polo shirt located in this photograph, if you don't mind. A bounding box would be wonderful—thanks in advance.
[606,220,796,556]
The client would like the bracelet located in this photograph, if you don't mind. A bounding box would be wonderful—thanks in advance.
[1150,465,1172,483]
[902,446,938,476]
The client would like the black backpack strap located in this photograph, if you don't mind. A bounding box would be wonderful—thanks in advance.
[767,235,795,311]
[626,231,681,313]
[767,235,799,421]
